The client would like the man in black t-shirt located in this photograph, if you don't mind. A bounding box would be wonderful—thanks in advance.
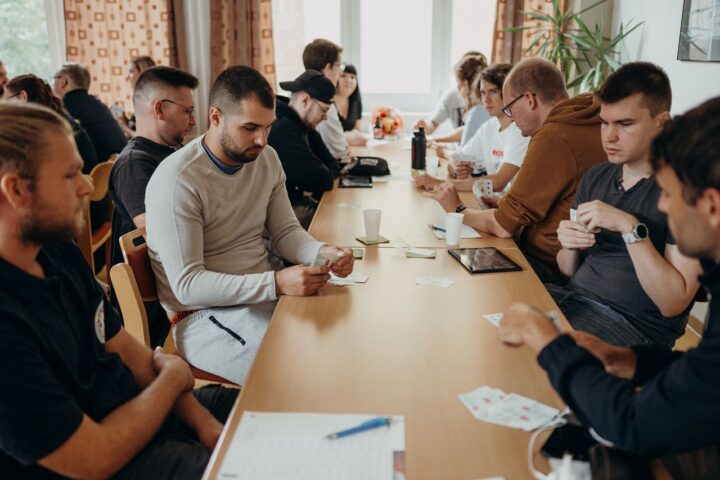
[109,67,198,346]
[0,103,236,479]
[52,62,127,162]
[550,62,701,346]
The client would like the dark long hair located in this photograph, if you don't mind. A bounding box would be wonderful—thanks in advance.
[341,63,362,127]
[5,74,67,116]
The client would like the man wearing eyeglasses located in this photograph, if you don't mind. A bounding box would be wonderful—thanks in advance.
[108,66,199,346]
[269,70,342,228]
[52,62,128,162]
[426,58,605,281]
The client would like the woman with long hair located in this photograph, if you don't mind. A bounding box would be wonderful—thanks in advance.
[334,63,367,146]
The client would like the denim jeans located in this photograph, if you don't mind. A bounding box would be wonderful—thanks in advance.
[546,283,651,347]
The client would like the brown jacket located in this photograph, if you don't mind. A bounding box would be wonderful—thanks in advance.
[494,93,605,268]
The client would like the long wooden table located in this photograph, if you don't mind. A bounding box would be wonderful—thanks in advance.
[204,140,565,479]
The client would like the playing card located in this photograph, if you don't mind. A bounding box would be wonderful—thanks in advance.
[329,272,369,286]
[570,208,578,223]
[483,313,503,327]
[313,250,342,267]
[460,387,561,431]
[415,276,455,288]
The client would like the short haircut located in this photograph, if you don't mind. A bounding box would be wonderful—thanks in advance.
[303,39,343,72]
[475,63,513,101]
[58,62,91,89]
[130,55,156,73]
[505,57,568,104]
[454,53,488,86]
[651,96,720,204]
[597,62,672,116]
[208,65,274,115]
[0,103,72,180]
[6,74,66,116]
[133,66,199,106]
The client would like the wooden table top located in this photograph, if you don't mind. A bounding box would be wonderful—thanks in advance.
[204,139,565,480]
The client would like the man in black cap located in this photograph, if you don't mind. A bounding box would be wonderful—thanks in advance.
[269,69,343,228]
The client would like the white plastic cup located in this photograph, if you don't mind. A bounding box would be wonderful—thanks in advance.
[445,212,464,246]
[363,209,382,242]
[426,155,439,177]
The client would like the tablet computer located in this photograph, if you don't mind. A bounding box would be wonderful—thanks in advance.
[448,247,522,274]
[339,175,373,188]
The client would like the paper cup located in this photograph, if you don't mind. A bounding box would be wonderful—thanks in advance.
[426,155,439,177]
[445,212,464,246]
[363,209,382,242]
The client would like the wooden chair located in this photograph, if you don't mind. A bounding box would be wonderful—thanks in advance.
[110,227,237,385]
[76,157,115,276]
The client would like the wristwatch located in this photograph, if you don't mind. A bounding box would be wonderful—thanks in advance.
[622,223,649,244]
[455,204,467,214]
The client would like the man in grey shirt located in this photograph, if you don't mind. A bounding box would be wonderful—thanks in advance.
[550,62,700,346]
[146,66,354,384]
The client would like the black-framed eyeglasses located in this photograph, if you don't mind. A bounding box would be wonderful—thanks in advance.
[312,98,331,114]
[160,98,195,117]
[502,92,536,118]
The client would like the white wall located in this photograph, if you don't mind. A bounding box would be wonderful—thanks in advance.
[612,0,720,115]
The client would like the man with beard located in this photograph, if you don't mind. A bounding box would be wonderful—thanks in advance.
[146,66,354,384]
[268,70,342,227]
[0,103,238,479]
[109,66,198,347]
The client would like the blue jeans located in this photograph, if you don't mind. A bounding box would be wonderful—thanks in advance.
[546,283,651,347]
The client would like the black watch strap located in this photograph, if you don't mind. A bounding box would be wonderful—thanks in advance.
[455,204,467,213]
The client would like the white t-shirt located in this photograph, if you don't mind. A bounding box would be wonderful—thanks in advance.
[430,87,466,129]
[450,117,529,175]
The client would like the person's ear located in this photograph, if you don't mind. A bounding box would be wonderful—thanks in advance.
[208,107,223,128]
[527,92,539,112]
[656,110,671,129]
[700,188,720,231]
[0,172,31,209]
[18,90,28,102]
[321,63,333,77]
[153,100,165,119]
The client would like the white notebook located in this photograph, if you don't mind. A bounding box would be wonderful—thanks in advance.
[216,412,405,480]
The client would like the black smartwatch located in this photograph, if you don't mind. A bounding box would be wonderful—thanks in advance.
[455,204,467,214]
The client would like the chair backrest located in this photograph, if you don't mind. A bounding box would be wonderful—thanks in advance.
[89,160,114,202]
[109,263,151,346]
[119,227,158,302]
[76,159,115,271]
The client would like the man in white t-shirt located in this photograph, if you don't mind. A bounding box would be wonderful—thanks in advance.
[303,39,352,161]
[416,64,528,195]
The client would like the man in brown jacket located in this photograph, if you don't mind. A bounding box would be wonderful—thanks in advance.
[426,58,605,280]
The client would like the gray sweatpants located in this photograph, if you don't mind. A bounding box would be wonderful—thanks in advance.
[174,302,276,384]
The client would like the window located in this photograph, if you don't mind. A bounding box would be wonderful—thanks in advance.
[0,0,53,81]
[272,0,496,118]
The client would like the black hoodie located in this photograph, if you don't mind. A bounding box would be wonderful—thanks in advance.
[268,96,342,204]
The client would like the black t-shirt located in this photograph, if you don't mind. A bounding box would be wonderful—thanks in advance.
[570,162,687,344]
[109,136,176,266]
[338,96,362,132]
[62,89,127,162]
[0,242,140,477]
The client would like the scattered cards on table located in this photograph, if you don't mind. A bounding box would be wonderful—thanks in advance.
[459,386,561,431]
[415,276,455,288]
[406,248,436,258]
[329,272,369,286]
[483,311,564,331]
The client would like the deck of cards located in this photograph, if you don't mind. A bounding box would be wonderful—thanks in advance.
[313,250,343,267]
[459,386,561,431]
[473,179,494,209]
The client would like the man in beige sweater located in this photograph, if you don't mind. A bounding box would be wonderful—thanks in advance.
[146,66,354,384]
[426,58,606,281]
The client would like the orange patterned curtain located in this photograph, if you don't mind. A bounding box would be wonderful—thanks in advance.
[210,0,276,88]
[63,0,184,110]
[492,0,568,64]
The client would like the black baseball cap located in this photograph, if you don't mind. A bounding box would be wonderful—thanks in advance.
[279,70,335,104]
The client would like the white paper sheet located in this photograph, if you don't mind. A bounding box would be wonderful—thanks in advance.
[217,412,404,480]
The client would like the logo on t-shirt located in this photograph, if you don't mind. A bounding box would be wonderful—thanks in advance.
[492,149,504,159]
[94,301,106,344]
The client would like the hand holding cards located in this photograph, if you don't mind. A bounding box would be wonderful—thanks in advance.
[557,208,596,251]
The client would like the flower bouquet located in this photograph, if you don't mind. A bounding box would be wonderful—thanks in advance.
[370,106,404,137]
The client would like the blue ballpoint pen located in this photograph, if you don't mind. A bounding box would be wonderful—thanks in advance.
[324,416,392,440]
[431,225,446,233]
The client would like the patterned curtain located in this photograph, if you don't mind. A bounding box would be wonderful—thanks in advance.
[209,0,276,89]
[63,0,186,110]
[492,0,568,64]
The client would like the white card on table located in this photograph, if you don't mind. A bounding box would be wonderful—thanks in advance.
[415,276,455,288]
[482,313,504,327]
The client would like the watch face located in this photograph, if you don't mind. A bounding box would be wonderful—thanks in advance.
[636,224,649,239]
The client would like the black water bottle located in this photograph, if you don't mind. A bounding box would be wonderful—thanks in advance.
[411,127,426,170]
